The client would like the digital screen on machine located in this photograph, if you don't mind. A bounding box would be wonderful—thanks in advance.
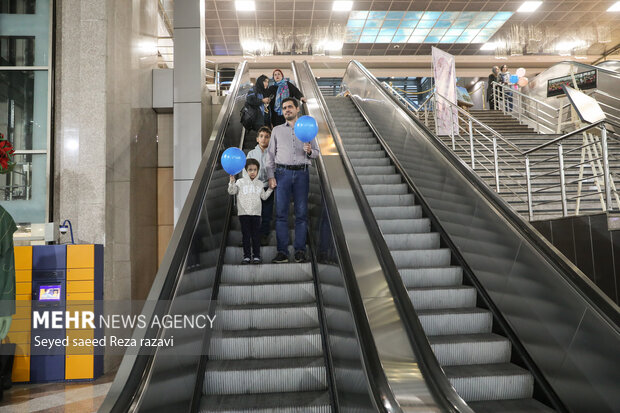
[39,285,62,301]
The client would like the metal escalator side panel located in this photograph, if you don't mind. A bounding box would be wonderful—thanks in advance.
[342,60,620,413]
[98,62,252,413]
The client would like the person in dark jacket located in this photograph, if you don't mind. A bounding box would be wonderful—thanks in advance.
[267,69,306,127]
[246,74,271,131]
[487,66,499,110]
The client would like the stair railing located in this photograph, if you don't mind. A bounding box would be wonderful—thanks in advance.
[492,82,562,134]
[524,120,620,220]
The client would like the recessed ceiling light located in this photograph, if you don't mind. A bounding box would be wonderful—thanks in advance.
[235,1,255,11]
[608,1,620,11]
[517,1,542,12]
[480,42,499,50]
[333,1,353,12]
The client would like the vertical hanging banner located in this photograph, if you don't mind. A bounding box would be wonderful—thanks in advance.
[431,47,458,136]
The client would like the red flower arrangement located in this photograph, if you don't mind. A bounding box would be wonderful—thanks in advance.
[0,132,16,174]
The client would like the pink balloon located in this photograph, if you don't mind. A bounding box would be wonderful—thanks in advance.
[517,77,529,87]
[516,67,526,77]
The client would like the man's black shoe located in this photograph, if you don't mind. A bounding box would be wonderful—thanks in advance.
[272,252,289,264]
[294,250,306,263]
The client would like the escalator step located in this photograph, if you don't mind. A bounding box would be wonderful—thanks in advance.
[417,308,492,336]
[217,281,316,305]
[390,248,452,267]
[468,398,556,412]
[399,267,463,287]
[378,218,431,234]
[350,157,391,167]
[203,357,327,395]
[444,363,534,402]
[199,391,331,413]
[216,303,319,330]
[357,174,402,185]
[362,183,409,195]
[429,333,511,366]
[347,150,388,159]
[384,232,440,249]
[354,165,395,174]
[221,263,313,284]
[408,286,477,310]
[224,246,307,264]
[367,194,415,207]
[210,327,322,360]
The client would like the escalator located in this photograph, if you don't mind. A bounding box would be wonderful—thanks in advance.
[198,128,331,411]
[98,60,467,413]
[326,60,620,413]
[325,95,551,412]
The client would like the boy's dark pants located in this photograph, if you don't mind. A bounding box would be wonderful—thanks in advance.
[240,215,261,259]
[260,191,275,237]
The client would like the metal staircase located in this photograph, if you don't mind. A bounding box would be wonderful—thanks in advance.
[324,95,555,412]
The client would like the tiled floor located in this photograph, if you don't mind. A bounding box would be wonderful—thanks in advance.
[0,373,114,413]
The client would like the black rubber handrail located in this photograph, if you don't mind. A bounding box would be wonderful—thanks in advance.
[98,61,249,413]
[356,59,620,331]
[294,61,404,413]
[301,61,472,413]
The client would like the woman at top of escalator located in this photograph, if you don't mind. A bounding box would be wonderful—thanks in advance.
[267,69,306,127]
[245,74,271,131]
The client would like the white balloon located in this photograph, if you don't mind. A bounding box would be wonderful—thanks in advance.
[516,67,526,77]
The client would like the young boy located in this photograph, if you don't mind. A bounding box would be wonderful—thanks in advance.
[246,126,274,245]
[229,158,273,264]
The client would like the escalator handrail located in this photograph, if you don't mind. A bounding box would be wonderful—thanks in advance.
[293,60,402,413]
[345,59,620,331]
[300,61,473,413]
[99,61,249,413]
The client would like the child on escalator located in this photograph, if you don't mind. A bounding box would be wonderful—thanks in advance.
[228,158,273,264]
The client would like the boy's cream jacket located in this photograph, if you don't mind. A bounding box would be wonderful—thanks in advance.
[228,177,273,216]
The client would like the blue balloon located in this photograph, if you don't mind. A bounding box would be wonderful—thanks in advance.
[510,74,519,84]
[294,115,318,143]
[221,147,246,175]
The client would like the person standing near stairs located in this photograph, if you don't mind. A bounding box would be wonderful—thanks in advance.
[487,66,500,110]
[265,97,319,264]
[228,158,273,265]
[499,64,513,112]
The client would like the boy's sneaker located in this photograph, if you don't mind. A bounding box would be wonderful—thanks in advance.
[272,252,289,264]
[294,250,306,263]
[252,257,262,264]
[241,257,251,265]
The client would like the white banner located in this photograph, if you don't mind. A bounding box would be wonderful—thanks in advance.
[431,47,458,136]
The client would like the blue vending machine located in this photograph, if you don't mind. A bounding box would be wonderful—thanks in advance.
[30,245,66,382]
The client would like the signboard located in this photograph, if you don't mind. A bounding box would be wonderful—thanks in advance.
[432,47,458,136]
[547,70,597,98]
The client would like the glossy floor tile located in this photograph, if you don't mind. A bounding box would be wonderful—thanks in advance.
[0,372,114,413]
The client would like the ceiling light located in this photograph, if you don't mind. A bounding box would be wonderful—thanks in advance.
[318,40,344,51]
[517,1,542,12]
[480,42,499,50]
[333,1,353,12]
[235,1,255,11]
[608,1,620,11]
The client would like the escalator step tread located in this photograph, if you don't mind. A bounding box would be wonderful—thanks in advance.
[215,327,320,338]
[206,356,325,371]
[468,398,556,413]
[444,363,530,378]
[217,302,317,310]
[221,263,313,283]
[199,390,331,412]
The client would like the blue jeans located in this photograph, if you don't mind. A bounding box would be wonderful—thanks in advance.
[275,167,309,254]
[260,190,274,237]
